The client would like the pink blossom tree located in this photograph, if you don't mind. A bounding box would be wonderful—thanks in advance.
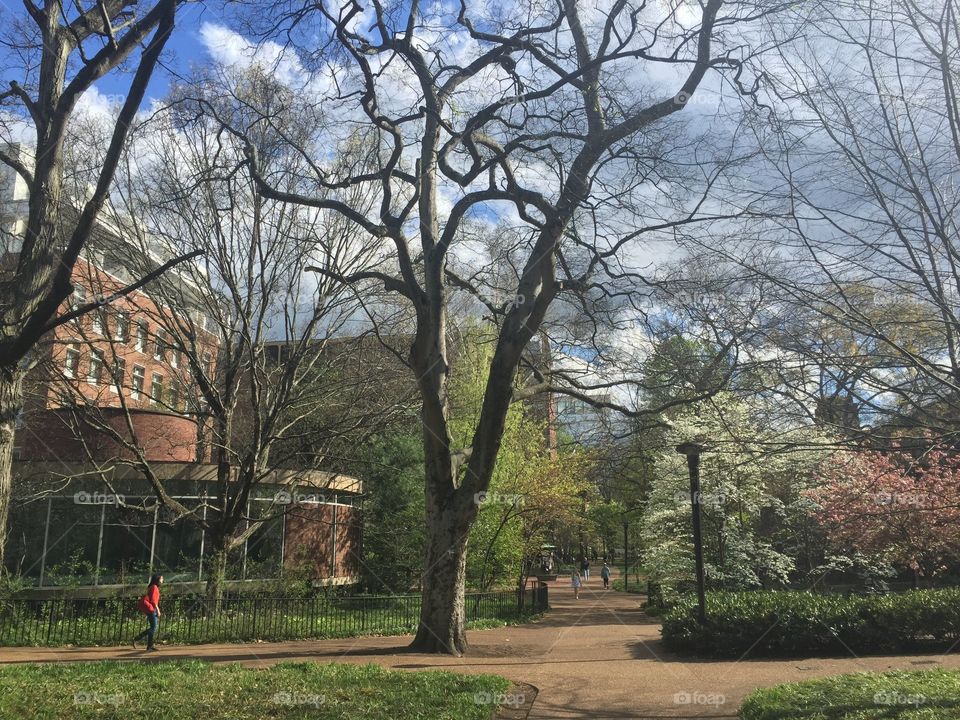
[808,446,960,580]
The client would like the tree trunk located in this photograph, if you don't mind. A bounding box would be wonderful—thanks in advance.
[205,542,229,609]
[0,370,24,574]
[410,500,472,655]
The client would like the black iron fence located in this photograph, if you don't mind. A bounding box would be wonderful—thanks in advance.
[0,585,549,647]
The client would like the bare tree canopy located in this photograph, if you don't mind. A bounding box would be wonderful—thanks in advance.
[0,0,187,568]
[175,0,791,654]
[681,0,960,441]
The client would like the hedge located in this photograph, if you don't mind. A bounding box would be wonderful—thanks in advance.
[662,588,960,657]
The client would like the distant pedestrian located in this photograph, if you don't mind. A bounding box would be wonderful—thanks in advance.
[601,562,611,589]
[580,557,590,581]
[570,569,582,599]
[133,574,163,651]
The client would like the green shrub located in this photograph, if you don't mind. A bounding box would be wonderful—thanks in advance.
[662,588,960,657]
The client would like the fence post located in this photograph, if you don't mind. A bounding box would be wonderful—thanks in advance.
[94,503,106,586]
[38,496,52,588]
[45,600,55,644]
[118,598,126,644]
[148,505,158,574]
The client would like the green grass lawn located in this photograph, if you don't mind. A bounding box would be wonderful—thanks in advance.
[0,660,512,719]
[740,669,960,719]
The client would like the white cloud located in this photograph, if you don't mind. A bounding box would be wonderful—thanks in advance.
[199,23,306,87]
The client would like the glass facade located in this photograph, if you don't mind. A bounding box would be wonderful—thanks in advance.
[6,488,361,587]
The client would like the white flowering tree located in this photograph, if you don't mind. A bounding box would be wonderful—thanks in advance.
[641,392,827,602]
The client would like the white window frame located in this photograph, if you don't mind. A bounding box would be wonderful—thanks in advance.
[153,328,165,361]
[87,349,104,386]
[92,309,106,337]
[135,321,148,353]
[150,372,164,406]
[110,357,125,394]
[167,384,180,413]
[64,344,80,379]
[70,287,87,318]
[114,311,130,343]
[131,365,145,399]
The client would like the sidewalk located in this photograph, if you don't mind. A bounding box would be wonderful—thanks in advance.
[3,576,960,718]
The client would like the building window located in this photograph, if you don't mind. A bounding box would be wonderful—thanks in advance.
[64,345,80,378]
[202,351,213,377]
[131,365,145,399]
[150,373,164,406]
[154,329,165,361]
[92,309,106,336]
[114,311,129,343]
[70,287,87,316]
[110,357,125,394]
[87,349,104,385]
[135,321,148,353]
[167,385,180,413]
[102,251,131,282]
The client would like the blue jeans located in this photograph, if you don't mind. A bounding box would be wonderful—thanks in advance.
[136,612,159,647]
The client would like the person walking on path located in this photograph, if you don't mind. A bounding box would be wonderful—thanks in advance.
[133,574,163,652]
[601,562,611,589]
[570,569,582,599]
[580,557,590,581]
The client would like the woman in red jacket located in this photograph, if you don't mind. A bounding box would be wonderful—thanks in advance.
[133,574,163,651]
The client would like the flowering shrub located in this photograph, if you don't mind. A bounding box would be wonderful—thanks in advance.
[808,446,960,578]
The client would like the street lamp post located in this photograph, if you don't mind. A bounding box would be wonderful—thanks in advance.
[623,520,629,585]
[676,442,707,624]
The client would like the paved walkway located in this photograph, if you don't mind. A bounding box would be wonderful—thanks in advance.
[3,578,960,718]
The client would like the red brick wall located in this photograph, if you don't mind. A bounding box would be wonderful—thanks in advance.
[283,503,361,579]
[19,256,219,461]
[19,407,199,462]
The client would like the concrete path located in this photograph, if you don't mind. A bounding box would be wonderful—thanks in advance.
[3,578,960,718]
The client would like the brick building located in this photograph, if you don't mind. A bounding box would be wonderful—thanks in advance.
[1,145,363,589]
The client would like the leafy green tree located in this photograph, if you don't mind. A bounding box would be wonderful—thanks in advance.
[356,433,426,594]
[450,330,592,592]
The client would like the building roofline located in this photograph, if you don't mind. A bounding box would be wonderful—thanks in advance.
[13,461,363,494]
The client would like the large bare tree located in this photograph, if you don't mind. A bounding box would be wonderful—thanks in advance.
[51,76,412,599]
[683,0,960,441]
[196,0,781,654]
[0,0,188,569]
